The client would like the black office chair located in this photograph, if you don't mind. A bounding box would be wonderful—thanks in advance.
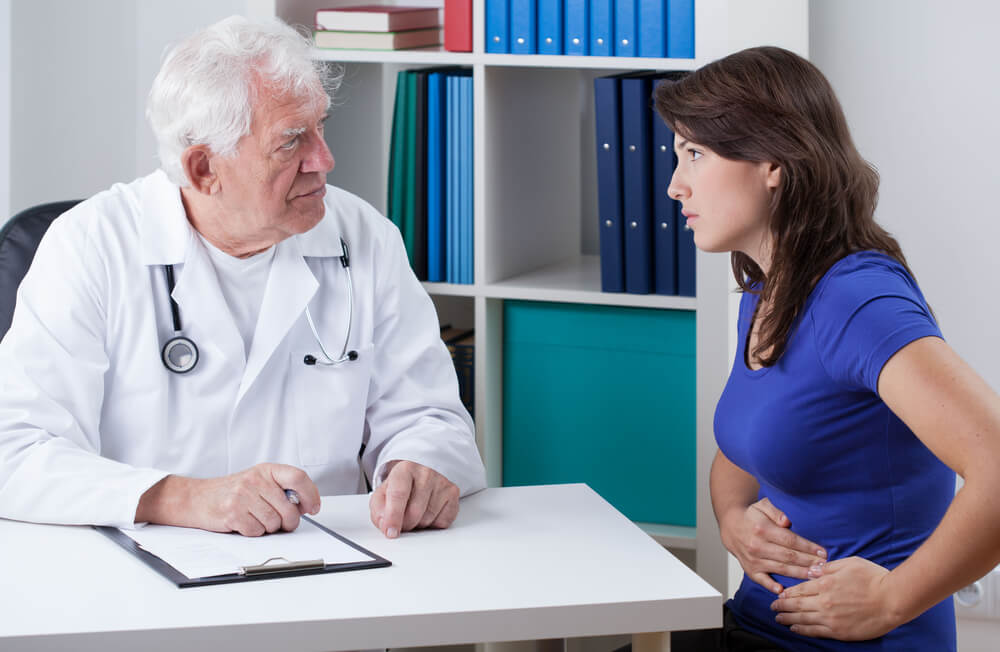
[0,200,82,338]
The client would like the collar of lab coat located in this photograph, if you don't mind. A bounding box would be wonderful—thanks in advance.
[137,169,343,405]
[138,169,345,265]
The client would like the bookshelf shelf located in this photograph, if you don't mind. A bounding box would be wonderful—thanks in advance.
[637,523,698,550]
[311,46,471,65]
[309,48,710,70]
[424,258,698,308]
[478,53,706,70]
[421,282,480,297]
[483,256,697,309]
[274,0,808,599]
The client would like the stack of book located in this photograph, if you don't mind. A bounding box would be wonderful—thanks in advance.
[485,0,693,57]
[314,5,442,50]
[440,325,475,419]
[388,67,473,285]
[594,71,695,296]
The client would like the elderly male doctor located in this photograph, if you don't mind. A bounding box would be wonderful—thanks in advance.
[0,16,485,538]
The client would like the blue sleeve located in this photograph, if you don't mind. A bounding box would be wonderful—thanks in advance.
[809,258,942,393]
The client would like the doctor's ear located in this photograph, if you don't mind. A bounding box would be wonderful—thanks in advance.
[180,145,218,195]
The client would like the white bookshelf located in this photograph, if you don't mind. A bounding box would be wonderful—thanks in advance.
[269,0,807,597]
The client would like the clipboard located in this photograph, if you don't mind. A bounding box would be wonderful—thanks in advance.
[94,516,391,588]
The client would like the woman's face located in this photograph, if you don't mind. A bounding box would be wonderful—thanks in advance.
[667,135,781,269]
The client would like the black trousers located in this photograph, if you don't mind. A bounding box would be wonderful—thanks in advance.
[619,606,789,652]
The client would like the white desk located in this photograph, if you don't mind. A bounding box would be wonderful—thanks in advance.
[0,483,721,651]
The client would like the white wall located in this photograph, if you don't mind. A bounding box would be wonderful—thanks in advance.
[10,0,136,214]
[133,1,252,175]
[810,0,1000,393]
[7,0,252,217]
[810,2,1000,649]
[0,0,10,218]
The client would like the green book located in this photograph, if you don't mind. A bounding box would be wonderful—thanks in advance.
[401,71,418,266]
[387,70,408,231]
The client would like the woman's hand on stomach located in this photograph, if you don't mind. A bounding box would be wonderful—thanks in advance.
[770,556,897,640]
[720,497,828,594]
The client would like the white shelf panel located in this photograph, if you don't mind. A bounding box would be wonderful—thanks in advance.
[637,522,698,550]
[310,47,702,70]
[478,53,703,70]
[422,282,479,297]
[311,46,473,65]
[484,256,697,310]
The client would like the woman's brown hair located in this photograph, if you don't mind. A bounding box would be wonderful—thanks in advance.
[654,46,916,367]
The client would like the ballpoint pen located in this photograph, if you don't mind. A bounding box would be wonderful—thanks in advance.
[284,489,300,505]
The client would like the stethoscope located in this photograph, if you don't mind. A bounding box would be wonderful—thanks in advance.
[159,237,358,374]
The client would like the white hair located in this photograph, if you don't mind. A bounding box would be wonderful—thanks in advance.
[146,15,341,186]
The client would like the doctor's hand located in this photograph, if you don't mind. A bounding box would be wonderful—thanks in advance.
[135,463,321,536]
[770,556,898,640]
[369,460,460,538]
[720,497,827,594]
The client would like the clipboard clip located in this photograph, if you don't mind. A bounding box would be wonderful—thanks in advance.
[238,557,326,576]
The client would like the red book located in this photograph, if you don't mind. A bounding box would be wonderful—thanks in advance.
[443,0,472,52]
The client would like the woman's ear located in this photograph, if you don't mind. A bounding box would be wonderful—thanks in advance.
[180,145,217,194]
[765,162,782,190]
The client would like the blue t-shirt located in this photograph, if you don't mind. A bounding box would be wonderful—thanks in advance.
[715,251,956,651]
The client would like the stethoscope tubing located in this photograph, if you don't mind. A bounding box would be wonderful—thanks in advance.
[164,265,183,333]
[304,238,357,366]
[304,263,354,365]
[159,237,356,374]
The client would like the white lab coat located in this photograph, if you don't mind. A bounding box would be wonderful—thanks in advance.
[0,170,485,529]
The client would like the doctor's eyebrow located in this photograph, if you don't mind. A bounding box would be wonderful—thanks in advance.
[674,138,690,154]
[279,114,329,139]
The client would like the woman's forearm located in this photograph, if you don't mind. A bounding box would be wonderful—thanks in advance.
[881,470,1000,626]
[871,336,1000,627]
[710,449,760,541]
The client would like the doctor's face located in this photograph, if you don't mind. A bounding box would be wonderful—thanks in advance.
[211,80,335,250]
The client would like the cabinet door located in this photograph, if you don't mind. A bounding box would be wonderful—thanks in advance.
[503,300,695,526]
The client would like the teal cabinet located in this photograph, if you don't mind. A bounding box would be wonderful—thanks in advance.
[502,301,696,526]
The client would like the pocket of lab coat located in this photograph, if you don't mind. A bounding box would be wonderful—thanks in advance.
[291,343,374,466]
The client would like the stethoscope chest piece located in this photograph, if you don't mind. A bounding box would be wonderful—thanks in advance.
[162,335,199,374]
[160,264,199,374]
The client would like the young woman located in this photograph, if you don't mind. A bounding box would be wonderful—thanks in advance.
[656,46,1000,650]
